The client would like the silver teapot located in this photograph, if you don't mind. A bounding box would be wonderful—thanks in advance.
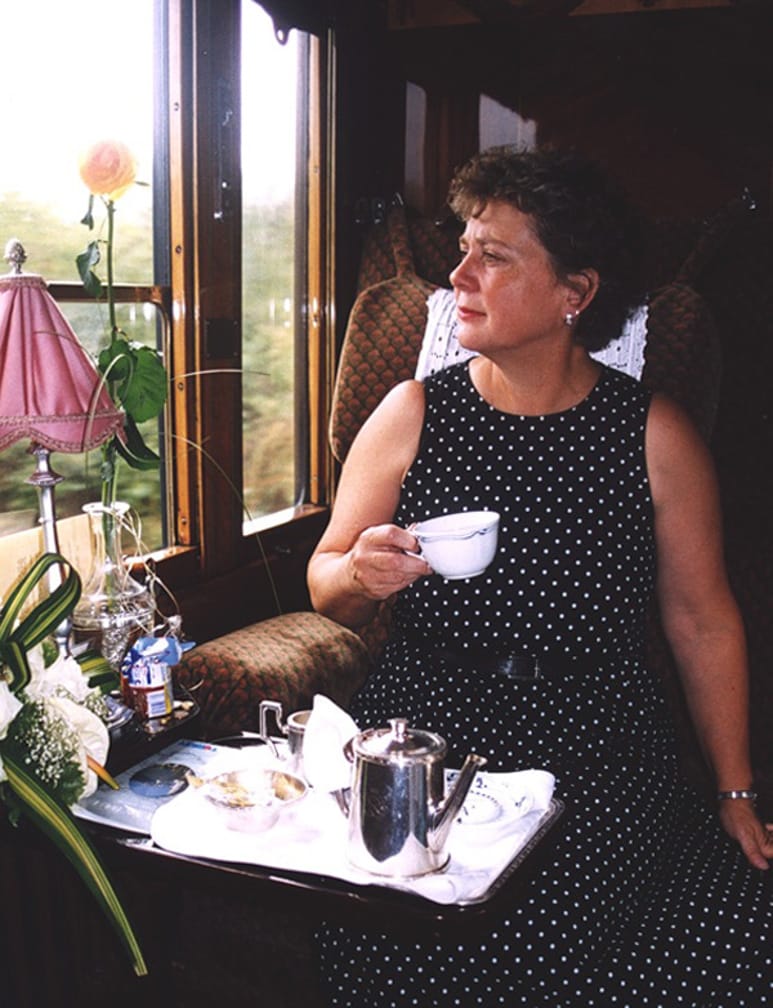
[341,717,486,878]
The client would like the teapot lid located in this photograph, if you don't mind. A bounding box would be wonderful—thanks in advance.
[353,717,446,763]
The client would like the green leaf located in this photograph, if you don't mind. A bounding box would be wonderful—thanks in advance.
[115,415,160,472]
[14,575,82,652]
[76,240,103,299]
[98,337,132,384]
[0,554,80,644]
[120,345,168,423]
[2,751,147,976]
[0,639,31,694]
[80,193,95,229]
[0,554,81,693]
[77,649,119,692]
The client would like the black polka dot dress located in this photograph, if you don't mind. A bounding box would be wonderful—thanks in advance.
[318,363,772,1007]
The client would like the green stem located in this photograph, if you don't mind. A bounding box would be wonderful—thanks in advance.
[103,198,120,508]
[106,198,117,339]
[101,440,119,509]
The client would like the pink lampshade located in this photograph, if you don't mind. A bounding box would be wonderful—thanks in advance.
[0,268,124,453]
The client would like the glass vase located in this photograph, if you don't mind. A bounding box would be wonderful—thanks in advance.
[71,501,155,671]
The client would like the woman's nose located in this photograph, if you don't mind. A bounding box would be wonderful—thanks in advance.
[449,255,471,289]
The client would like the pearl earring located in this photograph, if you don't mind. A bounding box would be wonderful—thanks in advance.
[564,312,576,327]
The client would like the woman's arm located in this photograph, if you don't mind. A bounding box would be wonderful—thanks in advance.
[308,379,432,629]
[647,394,773,869]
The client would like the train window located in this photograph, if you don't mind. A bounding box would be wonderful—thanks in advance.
[1,0,331,586]
[0,0,162,546]
[241,0,305,523]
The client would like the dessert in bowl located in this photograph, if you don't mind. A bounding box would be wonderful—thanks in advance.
[201,767,307,833]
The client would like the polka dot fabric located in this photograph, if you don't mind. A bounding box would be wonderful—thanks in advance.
[318,364,772,1007]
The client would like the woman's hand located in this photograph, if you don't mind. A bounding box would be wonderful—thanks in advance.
[718,800,773,870]
[308,380,429,628]
[347,523,432,601]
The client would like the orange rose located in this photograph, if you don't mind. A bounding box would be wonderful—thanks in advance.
[79,139,137,201]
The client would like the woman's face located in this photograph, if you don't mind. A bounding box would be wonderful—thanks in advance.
[449,200,573,357]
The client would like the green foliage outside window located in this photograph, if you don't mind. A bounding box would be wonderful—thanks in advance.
[0,193,299,545]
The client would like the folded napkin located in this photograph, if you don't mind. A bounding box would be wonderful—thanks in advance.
[302,693,359,792]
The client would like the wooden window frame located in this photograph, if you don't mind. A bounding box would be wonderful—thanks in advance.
[164,0,334,608]
[45,1,335,635]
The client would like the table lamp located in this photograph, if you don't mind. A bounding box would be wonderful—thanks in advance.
[0,238,124,653]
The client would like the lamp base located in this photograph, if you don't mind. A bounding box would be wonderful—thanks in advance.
[26,444,70,657]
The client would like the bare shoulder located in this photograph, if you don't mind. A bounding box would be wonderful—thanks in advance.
[645,392,717,504]
[375,377,425,415]
[646,393,708,455]
[345,378,425,475]
[357,378,425,442]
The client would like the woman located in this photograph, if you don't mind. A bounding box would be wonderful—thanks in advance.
[308,147,772,1006]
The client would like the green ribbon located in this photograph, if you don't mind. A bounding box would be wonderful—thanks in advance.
[0,553,81,692]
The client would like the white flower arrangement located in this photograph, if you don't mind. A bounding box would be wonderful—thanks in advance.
[0,552,146,975]
[0,648,109,800]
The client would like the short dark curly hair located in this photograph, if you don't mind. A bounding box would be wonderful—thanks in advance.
[447,146,646,352]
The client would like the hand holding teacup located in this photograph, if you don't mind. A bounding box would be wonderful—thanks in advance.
[348,522,432,599]
[411,511,500,579]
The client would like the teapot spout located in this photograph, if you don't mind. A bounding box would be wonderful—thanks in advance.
[430,752,487,853]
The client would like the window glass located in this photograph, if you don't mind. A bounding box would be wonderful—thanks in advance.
[0,0,160,546]
[241,1,301,523]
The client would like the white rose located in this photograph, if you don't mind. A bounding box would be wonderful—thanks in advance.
[47,695,110,800]
[28,653,90,703]
[0,681,23,784]
[0,680,23,739]
[27,644,46,680]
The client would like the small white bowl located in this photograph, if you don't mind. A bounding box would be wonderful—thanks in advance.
[414,511,500,579]
[202,767,307,833]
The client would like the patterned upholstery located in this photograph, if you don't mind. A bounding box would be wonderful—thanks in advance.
[642,282,722,441]
[175,612,369,739]
[331,206,438,463]
[356,200,461,291]
[329,273,434,463]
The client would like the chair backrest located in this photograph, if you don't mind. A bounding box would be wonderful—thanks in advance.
[329,205,438,463]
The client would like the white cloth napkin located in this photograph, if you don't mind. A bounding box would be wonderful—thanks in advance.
[150,765,557,905]
[149,694,559,906]
[301,693,359,792]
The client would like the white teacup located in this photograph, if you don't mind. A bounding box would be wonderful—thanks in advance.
[413,511,500,579]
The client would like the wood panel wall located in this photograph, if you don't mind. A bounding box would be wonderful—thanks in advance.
[380,6,773,222]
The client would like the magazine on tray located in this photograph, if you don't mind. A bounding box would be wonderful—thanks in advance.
[72,738,250,835]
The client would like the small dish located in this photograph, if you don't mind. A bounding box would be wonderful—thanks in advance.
[452,776,533,842]
[201,767,307,833]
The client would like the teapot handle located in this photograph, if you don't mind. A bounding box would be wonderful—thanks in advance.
[259,698,286,738]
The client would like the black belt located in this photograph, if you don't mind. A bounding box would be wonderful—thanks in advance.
[411,641,610,683]
[434,645,543,682]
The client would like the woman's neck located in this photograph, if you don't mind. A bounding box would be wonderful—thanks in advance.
[469,344,600,416]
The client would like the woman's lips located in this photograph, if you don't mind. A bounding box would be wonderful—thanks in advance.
[456,304,485,322]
